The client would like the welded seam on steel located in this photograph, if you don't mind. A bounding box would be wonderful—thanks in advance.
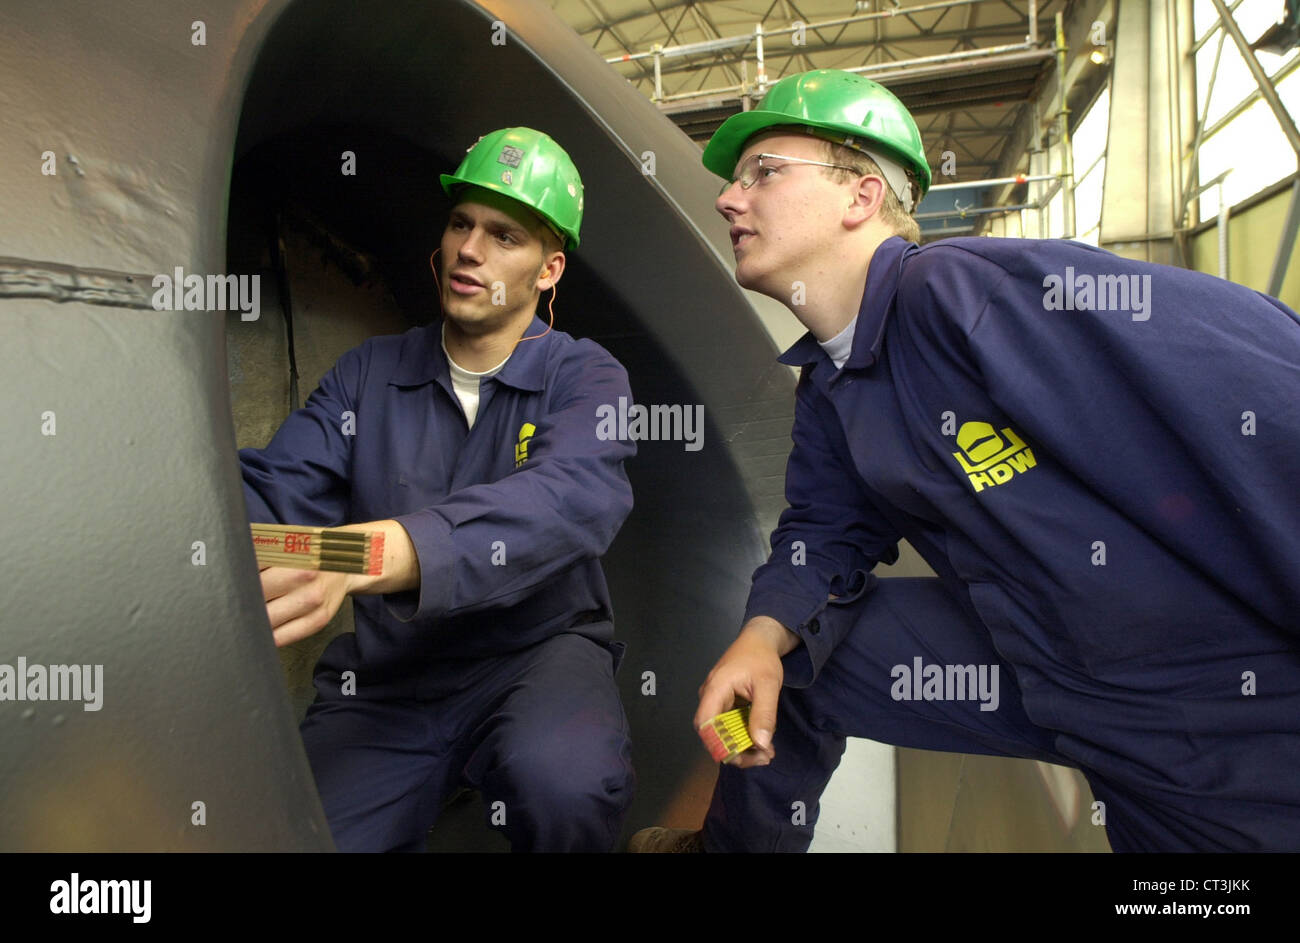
[0,257,158,309]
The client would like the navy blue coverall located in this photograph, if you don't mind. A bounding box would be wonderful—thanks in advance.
[240,316,636,851]
[704,236,1300,852]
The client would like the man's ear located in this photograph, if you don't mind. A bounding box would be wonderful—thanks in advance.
[537,250,565,291]
[843,174,887,230]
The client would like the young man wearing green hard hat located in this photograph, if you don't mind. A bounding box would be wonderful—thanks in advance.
[241,127,637,851]
[631,69,1300,852]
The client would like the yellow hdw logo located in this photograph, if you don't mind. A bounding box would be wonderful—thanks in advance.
[515,422,536,467]
[951,421,1037,493]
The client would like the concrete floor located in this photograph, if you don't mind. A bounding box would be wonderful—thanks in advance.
[899,749,1111,852]
[810,739,896,852]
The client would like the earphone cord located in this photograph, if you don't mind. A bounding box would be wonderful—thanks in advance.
[429,248,555,350]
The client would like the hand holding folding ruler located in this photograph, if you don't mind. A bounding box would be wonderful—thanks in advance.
[700,705,755,763]
[250,523,384,576]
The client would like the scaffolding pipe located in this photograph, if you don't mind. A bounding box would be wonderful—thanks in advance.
[849,47,1053,85]
[1177,29,1227,229]
[916,202,1037,220]
[1201,53,1300,140]
[1210,0,1300,295]
[1270,178,1300,297]
[850,40,1036,75]
[609,33,749,63]
[1055,10,1076,238]
[1218,185,1230,281]
[1190,171,1232,278]
[605,0,1033,64]
[1209,0,1300,154]
[1191,0,1246,54]
[656,82,763,104]
[788,0,991,33]
[1166,0,1185,239]
[652,45,1052,107]
[929,172,1059,193]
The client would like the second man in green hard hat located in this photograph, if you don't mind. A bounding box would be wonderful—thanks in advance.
[633,66,1300,854]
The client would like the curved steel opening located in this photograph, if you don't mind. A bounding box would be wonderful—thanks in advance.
[227,0,794,847]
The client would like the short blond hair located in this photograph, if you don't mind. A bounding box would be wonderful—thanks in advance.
[818,140,921,244]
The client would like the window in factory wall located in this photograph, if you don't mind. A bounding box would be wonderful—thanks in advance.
[1193,0,1300,222]
[1071,85,1109,246]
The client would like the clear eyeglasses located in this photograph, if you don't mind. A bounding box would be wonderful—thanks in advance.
[720,152,862,195]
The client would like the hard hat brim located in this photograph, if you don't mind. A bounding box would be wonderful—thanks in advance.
[439,173,578,250]
[701,111,806,180]
[702,87,933,195]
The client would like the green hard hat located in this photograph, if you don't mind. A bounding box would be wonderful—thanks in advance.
[440,127,584,249]
[702,69,932,199]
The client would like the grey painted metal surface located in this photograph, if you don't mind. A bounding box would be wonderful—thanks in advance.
[1,0,796,849]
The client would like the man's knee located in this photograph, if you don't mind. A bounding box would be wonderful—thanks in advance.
[483,724,634,849]
[495,719,633,805]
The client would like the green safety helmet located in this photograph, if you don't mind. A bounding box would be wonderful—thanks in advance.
[440,127,584,250]
[702,69,932,208]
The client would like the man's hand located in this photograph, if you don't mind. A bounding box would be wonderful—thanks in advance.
[251,519,419,647]
[260,566,354,648]
[694,616,801,768]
